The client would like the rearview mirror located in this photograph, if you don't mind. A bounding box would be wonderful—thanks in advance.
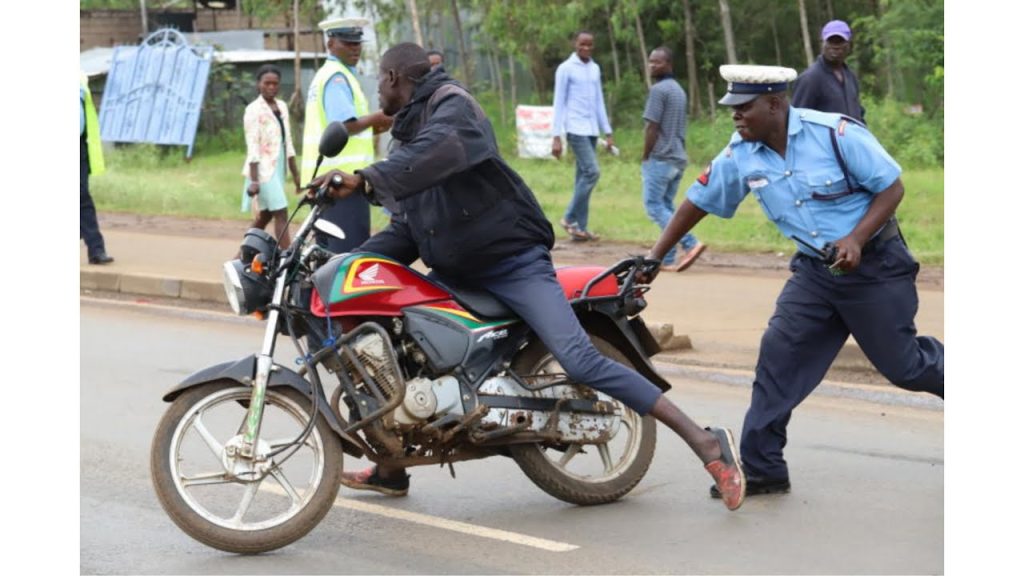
[319,122,350,158]
[314,219,346,241]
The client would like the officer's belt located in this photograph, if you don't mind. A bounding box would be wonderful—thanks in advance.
[863,217,901,252]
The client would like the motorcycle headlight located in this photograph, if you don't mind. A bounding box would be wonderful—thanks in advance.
[222,259,272,315]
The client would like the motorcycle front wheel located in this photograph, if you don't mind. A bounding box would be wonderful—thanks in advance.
[150,380,343,553]
[509,335,656,506]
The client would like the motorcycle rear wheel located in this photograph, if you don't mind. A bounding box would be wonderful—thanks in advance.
[150,380,343,553]
[509,336,656,506]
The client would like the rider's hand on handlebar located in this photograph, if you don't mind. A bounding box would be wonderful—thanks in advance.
[306,170,363,202]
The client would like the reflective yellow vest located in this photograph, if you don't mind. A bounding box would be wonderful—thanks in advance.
[80,73,105,176]
[300,60,375,183]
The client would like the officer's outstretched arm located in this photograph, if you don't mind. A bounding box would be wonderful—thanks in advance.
[648,199,708,264]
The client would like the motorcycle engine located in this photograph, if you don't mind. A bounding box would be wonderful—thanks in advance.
[393,376,464,425]
[342,330,464,429]
[344,332,402,400]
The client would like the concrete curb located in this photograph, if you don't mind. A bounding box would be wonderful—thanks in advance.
[81,270,227,305]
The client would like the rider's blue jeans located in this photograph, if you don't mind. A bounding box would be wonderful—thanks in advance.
[451,245,663,415]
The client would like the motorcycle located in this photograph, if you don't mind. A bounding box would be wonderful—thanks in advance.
[150,123,672,553]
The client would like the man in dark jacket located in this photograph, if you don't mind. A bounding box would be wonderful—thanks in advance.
[312,42,746,511]
[792,20,865,123]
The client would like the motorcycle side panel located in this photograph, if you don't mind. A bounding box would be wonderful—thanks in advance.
[310,252,452,318]
[402,302,522,376]
[162,355,365,457]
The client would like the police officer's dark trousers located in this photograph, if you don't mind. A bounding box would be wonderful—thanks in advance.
[742,236,944,479]
[80,137,106,258]
[450,245,663,415]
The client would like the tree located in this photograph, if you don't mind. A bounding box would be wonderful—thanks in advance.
[717,0,737,64]
[797,0,813,67]
[407,0,424,45]
[681,0,701,116]
[631,0,651,89]
[450,0,474,86]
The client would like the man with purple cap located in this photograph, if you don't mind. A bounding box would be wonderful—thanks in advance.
[643,64,944,500]
[792,19,865,123]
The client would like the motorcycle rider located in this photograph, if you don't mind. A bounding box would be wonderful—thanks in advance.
[311,42,746,511]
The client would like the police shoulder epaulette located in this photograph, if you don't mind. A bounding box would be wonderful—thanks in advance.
[797,109,865,136]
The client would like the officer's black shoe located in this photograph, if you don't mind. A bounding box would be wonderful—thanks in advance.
[88,253,114,265]
[711,475,790,498]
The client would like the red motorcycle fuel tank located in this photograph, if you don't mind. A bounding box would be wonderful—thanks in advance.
[310,253,452,317]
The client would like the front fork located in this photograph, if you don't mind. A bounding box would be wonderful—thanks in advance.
[239,273,288,458]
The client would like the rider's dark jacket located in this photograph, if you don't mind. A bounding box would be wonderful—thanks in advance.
[357,69,554,277]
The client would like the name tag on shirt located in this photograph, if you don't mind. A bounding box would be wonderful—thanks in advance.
[747,176,769,190]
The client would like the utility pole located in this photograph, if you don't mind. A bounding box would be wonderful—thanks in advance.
[140,0,149,35]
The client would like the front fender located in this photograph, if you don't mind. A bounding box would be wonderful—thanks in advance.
[578,308,673,392]
[163,355,364,458]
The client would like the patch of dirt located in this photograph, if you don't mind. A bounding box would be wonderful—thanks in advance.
[99,211,943,290]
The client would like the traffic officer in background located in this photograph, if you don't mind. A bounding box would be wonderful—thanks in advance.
[81,71,113,265]
[644,64,944,498]
[301,17,392,253]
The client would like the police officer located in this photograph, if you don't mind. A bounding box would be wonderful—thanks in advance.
[81,72,113,265]
[301,17,392,254]
[645,64,944,498]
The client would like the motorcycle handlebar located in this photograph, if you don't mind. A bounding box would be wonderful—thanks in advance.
[579,256,658,300]
[299,182,334,209]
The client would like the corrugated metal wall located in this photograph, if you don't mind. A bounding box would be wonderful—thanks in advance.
[99,29,213,158]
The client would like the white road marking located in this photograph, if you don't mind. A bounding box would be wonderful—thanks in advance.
[261,484,578,552]
[333,496,580,552]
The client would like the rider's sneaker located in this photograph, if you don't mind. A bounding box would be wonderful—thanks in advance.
[704,427,746,511]
[340,466,410,497]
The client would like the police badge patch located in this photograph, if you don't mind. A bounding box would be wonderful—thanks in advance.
[697,163,712,186]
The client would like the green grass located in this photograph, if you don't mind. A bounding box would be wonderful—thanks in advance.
[92,125,944,265]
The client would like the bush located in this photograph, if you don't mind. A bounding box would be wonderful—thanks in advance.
[861,97,944,168]
[605,71,649,130]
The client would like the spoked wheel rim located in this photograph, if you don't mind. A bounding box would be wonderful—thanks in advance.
[523,353,644,484]
[167,386,326,531]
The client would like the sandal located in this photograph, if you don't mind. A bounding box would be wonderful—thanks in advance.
[559,218,590,241]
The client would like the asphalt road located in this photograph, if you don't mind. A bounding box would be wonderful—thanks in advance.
[80,300,943,574]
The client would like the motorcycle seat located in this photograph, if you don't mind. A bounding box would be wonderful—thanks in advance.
[434,281,515,320]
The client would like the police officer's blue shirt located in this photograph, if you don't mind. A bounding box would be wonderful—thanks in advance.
[323,56,358,123]
[686,107,901,257]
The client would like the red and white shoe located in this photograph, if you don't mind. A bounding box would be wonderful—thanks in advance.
[704,427,746,511]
